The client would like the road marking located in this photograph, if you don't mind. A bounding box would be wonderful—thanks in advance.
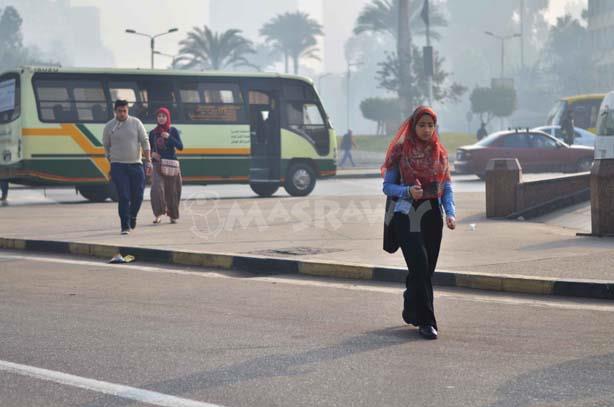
[0,359,224,407]
[1,253,613,312]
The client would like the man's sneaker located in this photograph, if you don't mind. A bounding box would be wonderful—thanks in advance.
[130,217,137,230]
[121,229,130,235]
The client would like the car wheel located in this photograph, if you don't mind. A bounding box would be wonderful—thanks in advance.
[284,163,316,197]
[576,157,593,173]
[250,183,279,197]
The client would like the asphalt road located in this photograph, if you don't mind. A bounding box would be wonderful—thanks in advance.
[1,173,532,206]
[1,252,614,407]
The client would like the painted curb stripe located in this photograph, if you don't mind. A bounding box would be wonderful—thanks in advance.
[1,237,613,300]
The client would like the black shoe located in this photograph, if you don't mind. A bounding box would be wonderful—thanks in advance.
[130,217,137,230]
[121,229,130,235]
[418,325,438,340]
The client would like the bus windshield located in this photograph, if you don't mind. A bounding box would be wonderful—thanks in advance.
[0,74,19,123]
[546,100,565,126]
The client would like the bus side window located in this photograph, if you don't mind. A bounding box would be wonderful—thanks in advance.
[109,82,142,117]
[137,79,178,123]
[179,81,245,123]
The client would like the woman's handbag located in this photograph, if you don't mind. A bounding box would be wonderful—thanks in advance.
[159,158,180,177]
[154,133,180,177]
[383,196,400,254]
[383,168,402,254]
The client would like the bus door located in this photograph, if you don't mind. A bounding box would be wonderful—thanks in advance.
[248,88,281,186]
[0,73,22,179]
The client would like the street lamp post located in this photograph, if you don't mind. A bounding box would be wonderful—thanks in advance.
[153,51,178,69]
[317,72,332,94]
[484,31,521,78]
[346,61,364,131]
[125,28,179,69]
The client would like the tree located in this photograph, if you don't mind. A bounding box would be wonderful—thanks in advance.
[0,6,52,71]
[260,11,323,74]
[177,26,254,71]
[541,13,596,94]
[360,97,402,135]
[470,86,517,123]
[244,43,283,72]
[354,0,447,41]
[376,47,466,109]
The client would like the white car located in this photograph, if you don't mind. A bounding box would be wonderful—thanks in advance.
[532,125,596,147]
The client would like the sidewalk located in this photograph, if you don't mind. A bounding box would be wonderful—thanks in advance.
[1,190,613,299]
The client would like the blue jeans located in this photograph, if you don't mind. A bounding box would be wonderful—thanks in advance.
[110,163,145,230]
[0,180,7,199]
[339,149,355,167]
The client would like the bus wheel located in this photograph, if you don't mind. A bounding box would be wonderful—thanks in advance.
[250,183,279,197]
[78,185,110,202]
[284,163,316,197]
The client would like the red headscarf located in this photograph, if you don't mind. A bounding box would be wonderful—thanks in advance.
[153,107,171,134]
[153,107,171,151]
[381,106,450,199]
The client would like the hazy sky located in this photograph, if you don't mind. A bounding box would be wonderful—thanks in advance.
[69,0,584,71]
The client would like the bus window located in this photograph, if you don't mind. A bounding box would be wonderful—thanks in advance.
[249,91,270,105]
[571,99,602,129]
[287,101,329,155]
[546,100,566,126]
[109,81,145,119]
[35,79,107,123]
[0,75,19,123]
[35,80,75,122]
[178,81,245,123]
[137,78,178,123]
[73,82,108,122]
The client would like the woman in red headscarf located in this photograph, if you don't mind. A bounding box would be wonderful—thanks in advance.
[149,107,184,224]
[382,106,456,340]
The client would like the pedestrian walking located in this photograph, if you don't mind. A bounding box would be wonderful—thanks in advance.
[561,110,575,145]
[382,106,456,340]
[476,121,487,141]
[103,99,152,235]
[149,107,183,224]
[339,129,357,167]
[1,180,8,201]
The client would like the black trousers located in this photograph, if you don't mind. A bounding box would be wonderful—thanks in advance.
[393,199,443,329]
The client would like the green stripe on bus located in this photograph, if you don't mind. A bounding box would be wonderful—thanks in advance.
[76,124,102,147]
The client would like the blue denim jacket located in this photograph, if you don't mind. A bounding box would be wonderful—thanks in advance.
[382,167,456,217]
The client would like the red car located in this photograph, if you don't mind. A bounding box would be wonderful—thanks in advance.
[455,129,594,178]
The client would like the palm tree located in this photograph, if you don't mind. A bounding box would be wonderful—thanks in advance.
[176,26,254,71]
[354,0,447,41]
[260,11,323,74]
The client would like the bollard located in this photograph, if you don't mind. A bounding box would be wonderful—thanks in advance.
[590,159,614,236]
[485,158,522,218]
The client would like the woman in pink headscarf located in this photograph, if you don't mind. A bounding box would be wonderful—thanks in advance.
[149,107,184,224]
[382,106,456,340]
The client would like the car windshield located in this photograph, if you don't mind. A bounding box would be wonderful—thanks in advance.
[475,133,501,146]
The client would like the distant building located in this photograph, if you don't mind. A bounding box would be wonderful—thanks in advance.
[588,0,614,89]
[0,0,114,67]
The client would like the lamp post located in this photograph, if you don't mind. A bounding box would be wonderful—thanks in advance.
[484,31,521,78]
[346,61,364,131]
[125,28,179,69]
[153,51,178,69]
[317,72,332,94]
